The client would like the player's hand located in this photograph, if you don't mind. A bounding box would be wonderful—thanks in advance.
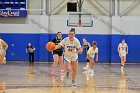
[89,56,93,60]
[48,50,53,52]
[119,52,122,55]
[71,51,77,54]
[126,51,128,54]
[71,49,77,54]
[95,58,98,64]
[96,58,98,62]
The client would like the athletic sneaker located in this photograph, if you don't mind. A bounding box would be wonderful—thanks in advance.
[83,66,89,70]
[90,69,94,77]
[61,70,64,75]
[66,72,70,79]
[51,69,56,75]
[83,63,89,70]
[72,80,76,86]
[121,66,124,72]
[86,75,89,81]
[61,70,64,80]
[3,57,6,64]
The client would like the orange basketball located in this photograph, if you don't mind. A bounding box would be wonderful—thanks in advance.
[46,42,55,51]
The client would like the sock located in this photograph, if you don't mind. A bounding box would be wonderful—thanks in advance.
[61,70,64,74]
[52,69,56,72]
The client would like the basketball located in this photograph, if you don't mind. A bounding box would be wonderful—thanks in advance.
[46,42,55,51]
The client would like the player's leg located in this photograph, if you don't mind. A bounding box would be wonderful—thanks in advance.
[32,53,34,63]
[65,61,71,79]
[52,54,59,75]
[120,55,123,65]
[31,53,34,66]
[87,55,95,76]
[124,56,126,65]
[58,53,64,73]
[59,56,64,70]
[71,61,78,86]
[64,56,71,78]
[58,54,64,80]
[3,50,6,64]
[29,53,32,65]
[0,52,4,64]
[121,55,125,72]
[86,55,95,68]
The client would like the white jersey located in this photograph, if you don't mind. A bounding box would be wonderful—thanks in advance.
[60,37,81,61]
[0,39,3,50]
[0,39,4,55]
[87,47,98,58]
[119,43,127,54]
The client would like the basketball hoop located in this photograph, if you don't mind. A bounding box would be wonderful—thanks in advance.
[76,22,83,27]
[67,12,93,27]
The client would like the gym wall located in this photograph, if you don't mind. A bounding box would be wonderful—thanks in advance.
[0,15,140,62]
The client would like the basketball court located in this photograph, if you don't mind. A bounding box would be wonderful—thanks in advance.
[0,0,140,93]
[0,62,140,93]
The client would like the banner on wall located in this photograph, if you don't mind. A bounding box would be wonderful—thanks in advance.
[0,10,27,18]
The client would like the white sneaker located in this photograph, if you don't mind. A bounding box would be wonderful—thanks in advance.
[90,69,94,77]
[121,66,124,72]
[86,76,89,80]
[3,57,6,64]
[83,64,89,70]
[83,67,87,70]
[72,80,76,86]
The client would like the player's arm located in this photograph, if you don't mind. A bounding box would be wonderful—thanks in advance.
[33,46,36,50]
[1,39,8,50]
[96,53,98,62]
[73,39,83,54]
[82,44,84,50]
[126,44,128,54]
[87,54,90,59]
[88,42,91,48]
[54,38,65,50]
[95,48,98,62]
[75,47,83,54]
[118,44,120,53]
[54,44,62,50]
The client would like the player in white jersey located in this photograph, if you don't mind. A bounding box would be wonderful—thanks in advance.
[0,38,8,64]
[53,28,82,86]
[83,41,98,78]
[118,39,128,71]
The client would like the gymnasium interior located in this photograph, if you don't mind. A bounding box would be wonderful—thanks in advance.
[0,0,140,93]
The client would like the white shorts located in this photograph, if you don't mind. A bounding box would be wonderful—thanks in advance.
[120,53,126,57]
[63,52,78,62]
[64,55,78,62]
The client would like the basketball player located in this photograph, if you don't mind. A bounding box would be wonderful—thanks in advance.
[118,39,128,71]
[0,38,8,64]
[26,43,36,66]
[53,28,82,86]
[83,41,98,76]
[51,32,64,78]
[82,38,91,62]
